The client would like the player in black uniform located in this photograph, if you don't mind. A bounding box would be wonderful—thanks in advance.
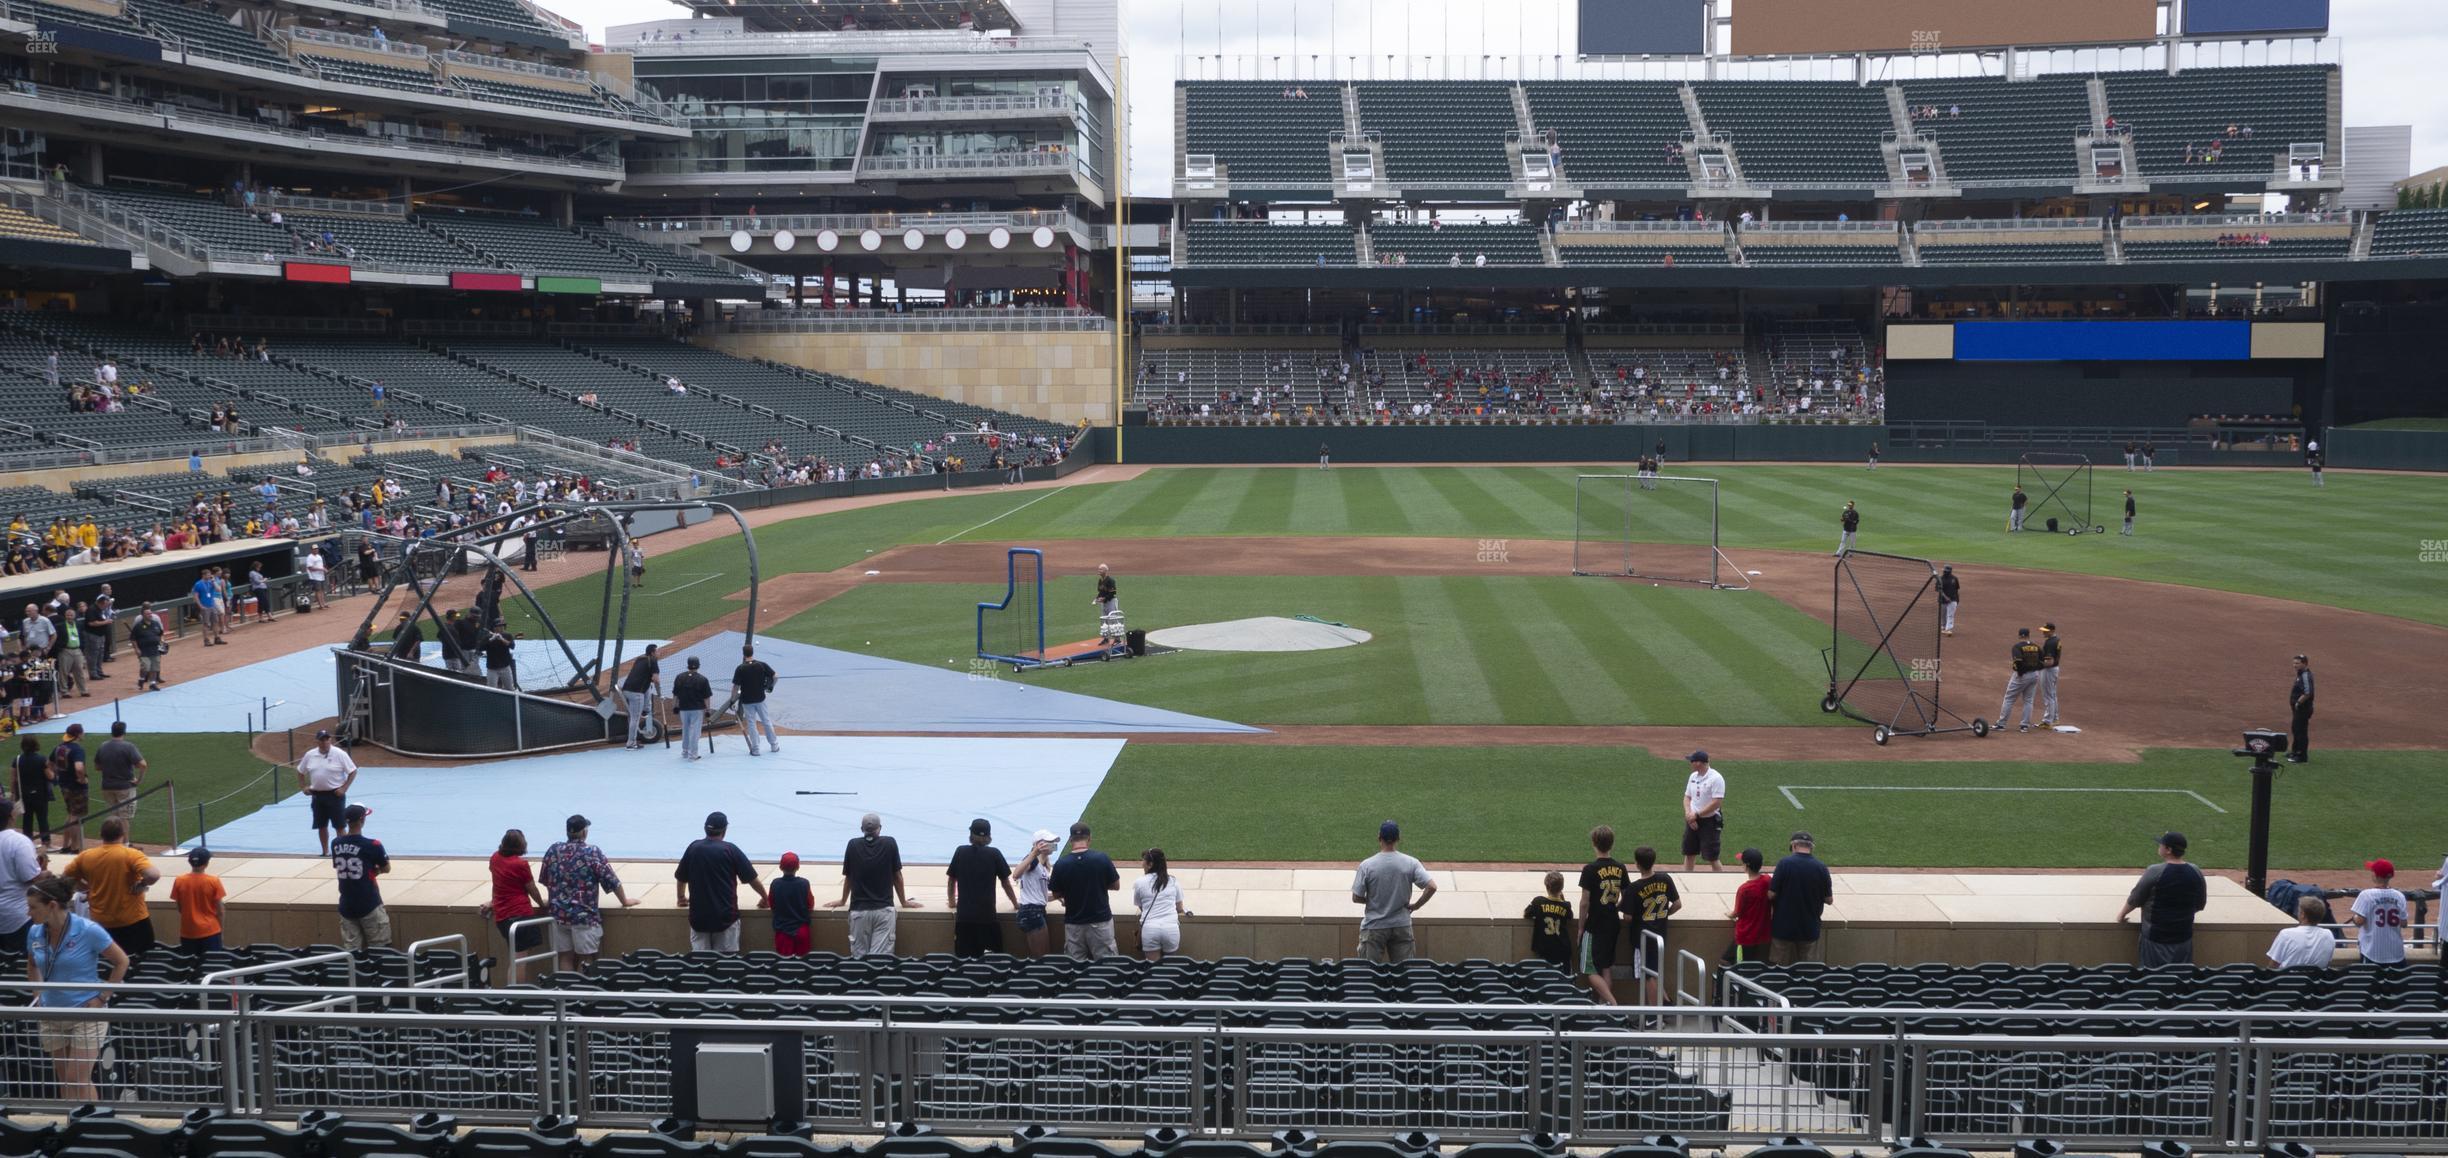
[2009,485,2028,532]
[1523,871,1573,968]
[2308,446,2324,488]
[2123,440,2139,471]
[2288,654,2314,763]
[1937,565,1962,636]
[2141,440,2157,472]
[1866,442,1881,471]
[1577,826,1628,1004]
[1837,501,1859,556]
[1623,845,1683,1007]
[2121,489,2137,536]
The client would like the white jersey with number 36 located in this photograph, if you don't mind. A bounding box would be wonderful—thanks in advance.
[2352,888,2410,963]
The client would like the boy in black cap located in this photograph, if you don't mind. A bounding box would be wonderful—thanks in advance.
[946,817,1016,958]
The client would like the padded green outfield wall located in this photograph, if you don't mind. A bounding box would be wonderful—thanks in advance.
[2328,428,2448,471]
[1099,425,2307,466]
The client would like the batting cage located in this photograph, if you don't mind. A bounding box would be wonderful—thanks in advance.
[1821,550,1987,744]
[2017,452,2104,535]
[976,546,1048,669]
[1571,474,1750,589]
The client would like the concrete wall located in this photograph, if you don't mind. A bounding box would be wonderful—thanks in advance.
[700,332,1116,427]
[0,435,515,494]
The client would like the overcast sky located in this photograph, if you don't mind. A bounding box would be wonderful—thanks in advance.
[556,0,2448,197]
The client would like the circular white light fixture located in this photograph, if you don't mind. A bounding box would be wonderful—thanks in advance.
[773,229,797,251]
[729,230,752,252]
[988,227,1010,249]
[816,229,839,252]
[859,229,882,251]
[1031,226,1055,248]
[902,228,925,250]
[944,228,967,250]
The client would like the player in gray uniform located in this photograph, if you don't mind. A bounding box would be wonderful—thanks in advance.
[2038,623,2065,726]
[1997,628,2044,733]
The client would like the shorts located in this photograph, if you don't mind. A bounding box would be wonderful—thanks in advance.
[309,790,347,829]
[1138,920,1182,955]
[37,1017,106,1053]
[1771,937,1823,966]
[1015,903,1048,933]
[60,787,87,822]
[338,907,392,950]
[496,917,544,951]
[107,919,156,957]
[1681,815,1724,861]
[1063,920,1117,961]
[551,921,603,957]
[848,908,897,956]
[774,927,811,957]
[953,920,1003,958]
[688,922,740,954]
[1358,925,1415,965]
[1578,926,1620,975]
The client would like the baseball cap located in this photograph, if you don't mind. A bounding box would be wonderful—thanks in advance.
[2367,858,2396,878]
[1377,820,1402,842]
[314,728,331,739]
[2295,654,2309,663]
[970,818,992,836]
[704,811,728,831]
[343,804,371,823]
[1069,821,1091,839]
[188,847,213,867]
[2042,623,2057,633]
[1941,565,1952,573]
[566,814,591,836]
[779,852,800,871]
[1687,750,1709,763]
[1032,829,1058,846]
[2159,831,2188,855]
[2017,627,2031,637]
[1739,847,1763,871]
[1790,830,1814,847]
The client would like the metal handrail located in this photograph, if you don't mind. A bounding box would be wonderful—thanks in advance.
[404,933,470,988]
[504,916,556,985]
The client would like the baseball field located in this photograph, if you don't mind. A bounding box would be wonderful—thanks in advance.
[522,462,2448,873]
[116,463,2448,874]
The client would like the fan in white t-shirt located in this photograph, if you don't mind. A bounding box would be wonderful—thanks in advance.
[2348,860,2410,965]
[2265,895,2339,968]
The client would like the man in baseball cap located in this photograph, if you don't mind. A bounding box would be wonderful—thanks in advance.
[1768,831,1833,965]
[2350,859,2410,965]
[947,817,1017,958]
[1351,819,1436,964]
[1682,751,1725,873]
[676,810,765,954]
[331,803,391,950]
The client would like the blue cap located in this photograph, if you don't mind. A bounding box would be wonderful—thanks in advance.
[1687,751,1709,763]
[1378,820,1400,842]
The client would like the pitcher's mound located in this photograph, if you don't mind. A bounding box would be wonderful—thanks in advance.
[1147,616,1372,653]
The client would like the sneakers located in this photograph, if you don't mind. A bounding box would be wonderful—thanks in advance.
[2018,723,2031,732]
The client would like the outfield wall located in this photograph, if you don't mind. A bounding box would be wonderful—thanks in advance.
[701,329,1116,426]
[1101,425,2303,466]
[2327,427,2448,471]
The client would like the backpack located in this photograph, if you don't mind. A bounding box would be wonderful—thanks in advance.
[2266,879,2333,924]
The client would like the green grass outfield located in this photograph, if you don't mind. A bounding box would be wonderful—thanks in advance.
[559,465,2448,636]
[1086,745,2448,871]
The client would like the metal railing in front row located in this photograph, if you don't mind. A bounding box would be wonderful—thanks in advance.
[0,983,2446,1149]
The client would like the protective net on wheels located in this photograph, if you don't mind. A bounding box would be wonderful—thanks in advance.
[977,547,1047,665]
[2017,452,2096,534]
[1827,550,1948,735]
[1571,474,1747,589]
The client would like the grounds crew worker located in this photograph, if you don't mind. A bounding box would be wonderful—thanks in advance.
[1998,628,2043,733]
[2288,655,2314,763]
[2038,623,2064,726]
[1836,501,1859,556]
[1937,565,1961,636]
[2009,485,2027,533]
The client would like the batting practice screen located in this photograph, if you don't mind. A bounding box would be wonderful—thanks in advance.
[2018,452,2099,534]
[1825,549,1978,740]
[1571,474,1747,589]
[976,547,1047,667]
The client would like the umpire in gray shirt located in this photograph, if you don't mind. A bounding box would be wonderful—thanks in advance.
[1351,820,1438,963]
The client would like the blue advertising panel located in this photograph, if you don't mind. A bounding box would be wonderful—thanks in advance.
[2180,0,2330,36]
[1954,321,2252,361]
[1579,0,1708,56]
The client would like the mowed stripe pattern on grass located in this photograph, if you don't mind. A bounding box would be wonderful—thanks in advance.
[963,466,2447,626]
[770,574,1832,727]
